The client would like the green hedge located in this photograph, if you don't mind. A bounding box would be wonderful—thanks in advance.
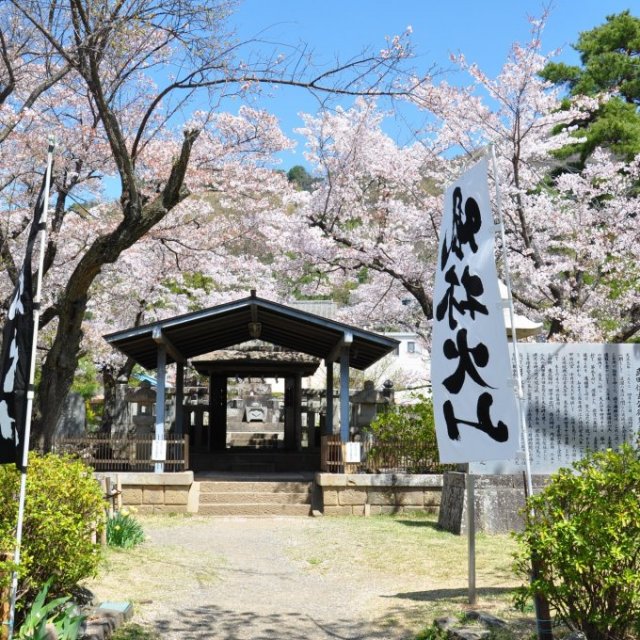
[366,397,451,473]
[0,454,105,612]
[514,444,640,640]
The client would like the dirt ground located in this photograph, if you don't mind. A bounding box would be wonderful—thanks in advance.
[86,514,524,640]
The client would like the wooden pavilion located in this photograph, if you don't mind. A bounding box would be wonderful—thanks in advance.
[104,291,398,471]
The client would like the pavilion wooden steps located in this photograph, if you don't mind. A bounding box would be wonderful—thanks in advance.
[196,476,315,516]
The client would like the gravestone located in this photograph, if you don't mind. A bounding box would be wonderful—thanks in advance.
[111,376,132,438]
[54,392,86,437]
[350,380,392,436]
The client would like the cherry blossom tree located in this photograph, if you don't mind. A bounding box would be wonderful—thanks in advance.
[0,0,427,443]
[417,16,640,341]
[265,98,443,340]
[276,14,640,347]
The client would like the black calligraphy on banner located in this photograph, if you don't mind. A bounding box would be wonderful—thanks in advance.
[443,392,509,442]
[436,265,488,330]
[436,177,511,446]
[440,186,482,269]
[0,168,49,468]
[442,328,494,394]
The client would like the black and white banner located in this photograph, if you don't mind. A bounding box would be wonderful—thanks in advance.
[0,174,49,466]
[432,158,519,463]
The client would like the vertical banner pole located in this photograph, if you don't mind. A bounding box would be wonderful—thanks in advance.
[467,474,476,605]
[490,146,552,640]
[489,145,534,497]
[7,139,55,640]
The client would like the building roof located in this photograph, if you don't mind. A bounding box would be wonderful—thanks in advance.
[104,293,399,371]
[192,345,321,377]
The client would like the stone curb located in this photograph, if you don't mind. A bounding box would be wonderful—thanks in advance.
[79,602,133,640]
[435,611,507,640]
[315,472,443,487]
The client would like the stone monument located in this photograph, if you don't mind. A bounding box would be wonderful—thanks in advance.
[438,343,640,533]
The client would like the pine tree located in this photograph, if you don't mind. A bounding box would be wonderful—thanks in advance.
[540,10,640,166]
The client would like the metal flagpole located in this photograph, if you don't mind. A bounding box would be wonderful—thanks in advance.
[7,139,55,640]
[489,145,552,640]
[489,145,534,497]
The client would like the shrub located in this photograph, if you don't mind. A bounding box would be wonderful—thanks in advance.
[107,509,145,549]
[365,396,451,473]
[513,444,640,640]
[0,454,105,613]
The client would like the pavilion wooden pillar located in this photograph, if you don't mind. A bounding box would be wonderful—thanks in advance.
[284,375,303,451]
[326,331,352,443]
[152,327,188,470]
[154,345,166,473]
[175,362,184,437]
[339,345,351,443]
[325,362,334,435]
[209,375,227,451]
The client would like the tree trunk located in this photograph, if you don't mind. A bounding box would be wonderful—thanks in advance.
[35,293,88,449]
[34,129,199,449]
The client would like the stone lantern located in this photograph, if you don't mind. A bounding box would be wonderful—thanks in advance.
[125,381,157,436]
[350,379,394,437]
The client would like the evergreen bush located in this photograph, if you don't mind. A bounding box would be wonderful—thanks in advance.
[513,444,640,640]
[0,454,105,613]
[366,396,450,473]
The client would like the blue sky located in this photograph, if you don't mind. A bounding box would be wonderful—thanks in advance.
[227,0,638,170]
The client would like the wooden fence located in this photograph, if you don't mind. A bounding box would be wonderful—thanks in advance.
[321,434,450,474]
[364,436,449,474]
[49,434,189,472]
[320,435,362,474]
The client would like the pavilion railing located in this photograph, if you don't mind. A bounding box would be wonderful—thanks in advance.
[48,434,189,472]
[320,435,362,473]
[321,434,450,474]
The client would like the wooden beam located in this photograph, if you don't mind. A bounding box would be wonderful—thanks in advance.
[152,326,187,364]
[326,331,353,364]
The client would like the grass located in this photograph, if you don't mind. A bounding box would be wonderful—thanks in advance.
[287,513,517,580]
[111,623,160,640]
[284,514,538,637]
[91,541,224,607]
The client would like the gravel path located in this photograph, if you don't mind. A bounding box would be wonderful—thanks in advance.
[89,516,453,640]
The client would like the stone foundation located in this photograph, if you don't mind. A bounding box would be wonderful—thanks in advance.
[95,471,446,517]
[315,473,443,516]
[437,471,550,534]
[95,471,199,514]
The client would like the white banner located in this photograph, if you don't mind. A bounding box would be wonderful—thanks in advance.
[432,158,519,462]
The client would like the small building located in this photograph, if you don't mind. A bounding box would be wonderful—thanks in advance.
[104,292,399,472]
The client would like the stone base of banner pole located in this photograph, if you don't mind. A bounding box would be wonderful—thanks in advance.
[438,471,550,534]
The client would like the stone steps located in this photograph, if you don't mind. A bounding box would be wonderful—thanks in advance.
[200,491,311,505]
[198,503,312,516]
[197,479,314,516]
